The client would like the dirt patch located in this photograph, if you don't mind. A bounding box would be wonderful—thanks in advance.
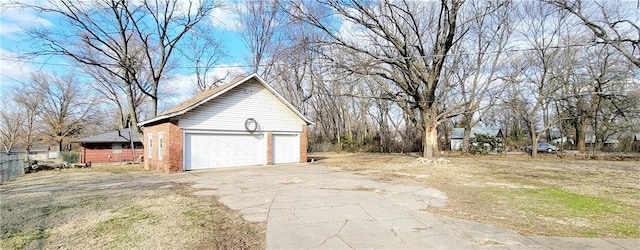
[0,164,265,249]
[311,152,640,238]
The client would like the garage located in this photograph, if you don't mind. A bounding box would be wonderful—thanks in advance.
[138,74,313,173]
[184,133,265,170]
[272,134,300,164]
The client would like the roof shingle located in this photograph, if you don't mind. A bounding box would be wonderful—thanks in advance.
[74,130,141,143]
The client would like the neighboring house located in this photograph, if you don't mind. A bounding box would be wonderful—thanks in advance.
[585,134,619,147]
[634,133,640,141]
[74,129,144,164]
[138,74,313,173]
[450,127,503,151]
[552,136,574,144]
[9,143,55,160]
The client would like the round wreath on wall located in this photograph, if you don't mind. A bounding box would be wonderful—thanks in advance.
[245,118,258,133]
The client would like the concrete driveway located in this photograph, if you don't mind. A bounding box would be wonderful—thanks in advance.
[171,164,638,249]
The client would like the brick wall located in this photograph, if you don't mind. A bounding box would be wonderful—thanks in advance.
[143,121,184,173]
[300,125,308,163]
[266,131,273,165]
[81,148,144,164]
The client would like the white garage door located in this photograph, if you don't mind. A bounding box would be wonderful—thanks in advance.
[272,134,300,164]
[185,133,265,170]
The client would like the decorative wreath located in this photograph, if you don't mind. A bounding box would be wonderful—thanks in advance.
[244,118,258,133]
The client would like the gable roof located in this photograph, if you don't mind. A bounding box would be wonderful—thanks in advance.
[9,143,51,153]
[160,76,244,116]
[138,74,313,127]
[74,129,141,143]
[451,127,502,139]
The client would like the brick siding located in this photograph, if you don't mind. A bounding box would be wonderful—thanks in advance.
[81,147,144,164]
[266,131,273,165]
[300,125,308,163]
[143,121,184,173]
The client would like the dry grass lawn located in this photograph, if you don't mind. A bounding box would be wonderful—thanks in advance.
[0,164,264,249]
[311,152,640,238]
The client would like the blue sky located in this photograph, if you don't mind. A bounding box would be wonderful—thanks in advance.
[0,1,251,104]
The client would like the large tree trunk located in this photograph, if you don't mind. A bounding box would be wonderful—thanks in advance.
[461,113,473,154]
[529,121,538,158]
[58,138,64,159]
[151,84,159,117]
[422,109,439,159]
[125,83,144,144]
[575,117,587,152]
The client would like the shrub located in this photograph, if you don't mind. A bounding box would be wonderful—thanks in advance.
[61,151,80,163]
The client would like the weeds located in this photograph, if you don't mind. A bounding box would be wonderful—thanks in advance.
[0,230,48,249]
[0,166,265,249]
[313,153,640,237]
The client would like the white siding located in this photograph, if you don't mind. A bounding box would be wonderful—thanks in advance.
[451,139,463,151]
[179,80,305,132]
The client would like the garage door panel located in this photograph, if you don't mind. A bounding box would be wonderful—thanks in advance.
[185,133,265,170]
[272,134,299,164]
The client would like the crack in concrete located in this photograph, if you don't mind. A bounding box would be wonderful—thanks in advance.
[373,218,416,249]
[289,209,305,222]
[389,228,405,244]
[310,220,352,250]
[356,203,376,221]
[237,203,270,214]
[265,188,281,223]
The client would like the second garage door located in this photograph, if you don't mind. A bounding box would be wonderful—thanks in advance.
[272,134,300,164]
[185,133,265,170]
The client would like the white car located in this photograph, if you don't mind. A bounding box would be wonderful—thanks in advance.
[525,142,558,153]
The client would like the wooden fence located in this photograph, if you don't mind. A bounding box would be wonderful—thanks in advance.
[0,153,27,184]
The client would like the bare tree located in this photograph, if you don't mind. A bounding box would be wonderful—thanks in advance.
[545,0,640,68]
[268,15,326,116]
[550,31,590,152]
[28,72,99,155]
[19,0,220,139]
[180,25,227,92]
[0,107,24,153]
[82,57,150,130]
[12,85,44,156]
[289,0,465,159]
[549,16,638,154]
[582,46,638,154]
[449,0,513,153]
[237,0,286,76]
[491,88,531,151]
[509,1,568,157]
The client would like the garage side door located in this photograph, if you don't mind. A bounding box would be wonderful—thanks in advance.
[185,133,265,170]
[272,134,300,164]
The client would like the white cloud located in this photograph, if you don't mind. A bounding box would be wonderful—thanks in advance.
[335,7,386,50]
[0,48,35,87]
[0,5,52,38]
[160,64,247,108]
[337,8,367,42]
[208,1,242,31]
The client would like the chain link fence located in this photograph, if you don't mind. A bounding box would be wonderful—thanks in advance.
[1,153,27,184]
